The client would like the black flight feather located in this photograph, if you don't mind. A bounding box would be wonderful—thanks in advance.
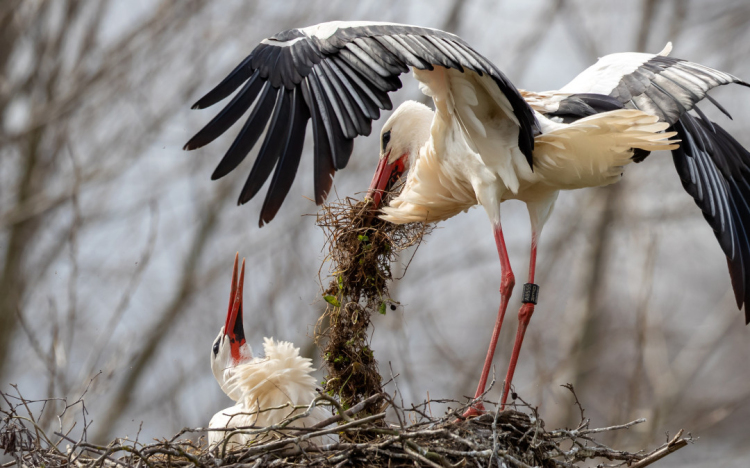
[238,88,292,204]
[338,47,401,92]
[331,56,383,117]
[184,70,263,151]
[705,93,733,120]
[302,78,335,205]
[211,83,276,180]
[353,37,406,75]
[191,54,255,109]
[672,113,750,319]
[259,88,310,225]
[314,64,357,139]
[423,36,462,71]
[308,71,354,170]
[328,57,379,121]
[320,59,371,136]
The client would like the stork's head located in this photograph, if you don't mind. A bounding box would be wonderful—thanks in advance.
[367,100,433,210]
[211,254,253,399]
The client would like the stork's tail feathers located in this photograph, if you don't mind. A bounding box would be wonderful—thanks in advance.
[533,109,679,189]
[574,109,680,152]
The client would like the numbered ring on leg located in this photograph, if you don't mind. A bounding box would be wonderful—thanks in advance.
[522,283,539,304]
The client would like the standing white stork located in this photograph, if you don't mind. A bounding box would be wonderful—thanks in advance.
[208,254,331,449]
[185,21,750,416]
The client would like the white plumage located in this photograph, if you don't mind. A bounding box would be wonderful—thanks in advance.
[209,338,331,449]
[208,256,332,450]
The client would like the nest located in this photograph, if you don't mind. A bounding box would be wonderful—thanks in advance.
[315,194,433,411]
[1,385,692,467]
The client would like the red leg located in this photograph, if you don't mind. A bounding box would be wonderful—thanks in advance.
[463,223,515,418]
[500,236,539,409]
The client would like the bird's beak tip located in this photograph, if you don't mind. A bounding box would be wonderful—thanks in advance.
[223,256,247,362]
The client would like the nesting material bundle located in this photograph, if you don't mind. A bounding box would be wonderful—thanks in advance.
[315,195,433,412]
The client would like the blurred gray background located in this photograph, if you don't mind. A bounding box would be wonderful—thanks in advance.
[1,0,749,465]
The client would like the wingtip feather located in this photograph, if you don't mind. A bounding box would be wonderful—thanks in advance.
[183,138,201,151]
[192,92,224,110]
[657,42,673,57]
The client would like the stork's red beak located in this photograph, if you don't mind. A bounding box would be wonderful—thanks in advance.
[366,152,407,211]
[224,253,247,364]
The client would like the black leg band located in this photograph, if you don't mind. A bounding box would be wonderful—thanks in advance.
[522,283,539,304]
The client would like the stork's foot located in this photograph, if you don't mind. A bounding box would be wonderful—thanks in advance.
[460,402,486,420]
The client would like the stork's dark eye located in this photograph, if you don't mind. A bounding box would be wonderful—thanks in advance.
[382,130,391,151]
[212,339,220,356]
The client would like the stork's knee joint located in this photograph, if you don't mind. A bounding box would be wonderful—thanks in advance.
[500,273,516,296]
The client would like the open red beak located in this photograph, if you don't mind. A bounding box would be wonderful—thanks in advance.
[224,253,247,364]
[366,152,406,211]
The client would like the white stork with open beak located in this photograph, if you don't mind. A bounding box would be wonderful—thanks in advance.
[208,254,331,449]
[210,254,252,402]
[185,21,750,416]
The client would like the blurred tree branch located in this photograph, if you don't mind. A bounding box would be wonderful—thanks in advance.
[0,0,211,381]
[562,0,659,427]
[92,181,233,442]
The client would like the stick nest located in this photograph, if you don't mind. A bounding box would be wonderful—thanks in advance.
[315,195,433,411]
[1,386,692,468]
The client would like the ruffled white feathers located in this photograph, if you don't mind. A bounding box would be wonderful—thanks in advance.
[208,338,331,449]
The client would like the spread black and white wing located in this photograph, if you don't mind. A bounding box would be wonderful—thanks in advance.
[554,44,748,124]
[672,114,750,321]
[539,44,750,316]
[184,21,536,226]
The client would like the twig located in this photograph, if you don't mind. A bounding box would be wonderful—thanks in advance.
[629,430,689,468]
[309,392,387,429]
[1,386,693,468]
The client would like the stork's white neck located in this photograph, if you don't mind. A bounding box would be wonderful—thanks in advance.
[211,328,254,402]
